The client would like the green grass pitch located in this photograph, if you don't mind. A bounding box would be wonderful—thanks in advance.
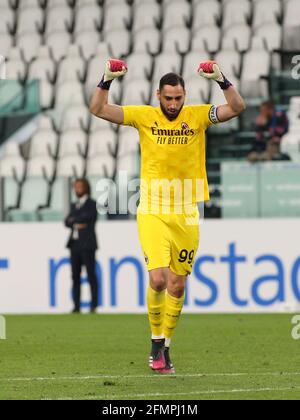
[0,314,300,400]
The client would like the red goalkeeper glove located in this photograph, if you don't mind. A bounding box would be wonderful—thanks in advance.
[98,59,128,90]
[198,61,232,90]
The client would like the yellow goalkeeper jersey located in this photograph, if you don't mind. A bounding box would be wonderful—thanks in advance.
[122,104,217,212]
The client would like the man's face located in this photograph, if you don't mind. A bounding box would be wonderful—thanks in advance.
[74,181,86,198]
[157,84,186,121]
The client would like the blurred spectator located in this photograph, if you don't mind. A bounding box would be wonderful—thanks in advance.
[258,141,291,162]
[65,179,99,314]
[248,101,289,162]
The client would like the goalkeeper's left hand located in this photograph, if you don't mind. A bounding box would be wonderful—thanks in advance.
[198,61,232,90]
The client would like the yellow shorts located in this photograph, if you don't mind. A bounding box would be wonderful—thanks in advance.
[137,206,200,276]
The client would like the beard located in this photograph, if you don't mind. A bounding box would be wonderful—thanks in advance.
[75,191,86,198]
[160,103,184,121]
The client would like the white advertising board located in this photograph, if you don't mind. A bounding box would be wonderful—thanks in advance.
[0,220,299,313]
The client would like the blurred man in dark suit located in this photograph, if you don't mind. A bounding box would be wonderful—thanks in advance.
[65,179,98,314]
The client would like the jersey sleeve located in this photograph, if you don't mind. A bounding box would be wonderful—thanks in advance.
[192,104,220,130]
[122,105,148,129]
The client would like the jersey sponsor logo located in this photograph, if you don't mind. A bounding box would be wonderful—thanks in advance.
[181,122,190,130]
[151,127,195,137]
[151,126,196,145]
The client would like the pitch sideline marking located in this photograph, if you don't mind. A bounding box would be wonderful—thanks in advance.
[44,386,300,400]
[1,372,300,382]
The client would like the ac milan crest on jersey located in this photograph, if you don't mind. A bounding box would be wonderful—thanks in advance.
[182,122,190,130]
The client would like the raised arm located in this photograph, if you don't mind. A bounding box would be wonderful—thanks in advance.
[198,61,246,122]
[89,59,127,125]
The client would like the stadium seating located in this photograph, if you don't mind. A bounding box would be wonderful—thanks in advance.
[58,130,87,158]
[252,0,282,30]
[74,3,103,35]
[90,114,113,133]
[132,2,161,32]
[222,0,251,30]
[122,79,150,105]
[5,47,26,82]
[288,97,300,127]
[2,177,20,215]
[9,176,49,221]
[86,155,115,178]
[0,142,25,180]
[75,30,100,61]
[45,31,72,63]
[55,80,85,110]
[27,155,55,178]
[0,33,13,60]
[116,153,140,180]
[102,2,131,35]
[185,76,210,104]
[45,6,73,37]
[28,46,55,109]
[281,132,300,156]
[222,24,252,51]
[163,27,190,54]
[133,27,161,55]
[88,128,117,158]
[56,155,85,177]
[60,104,90,133]
[182,50,210,79]
[240,46,271,100]
[214,49,241,78]
[126,53,153,81]
[283,0,300,50]
[192,0,221,29]
[118,127,140,158]
[29,129,58,159]
[19,0,44,10]
[17,6,44,36]
[104,28,131,58]
[153,52,181,82]
[39,177,68,222]
[255,23,282,52]
[56,44,86,85]
[0,7,15,34]
[162,0,191,30]
[17,32,42,63]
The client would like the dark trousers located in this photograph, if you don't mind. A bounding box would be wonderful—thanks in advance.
[70,242,98,311]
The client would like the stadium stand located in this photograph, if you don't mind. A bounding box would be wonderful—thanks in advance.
[0,0,300,221]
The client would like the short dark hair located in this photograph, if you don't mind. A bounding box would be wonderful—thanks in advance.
[261,100,274,110]
[75,178,91,196]
[159,73,185,91]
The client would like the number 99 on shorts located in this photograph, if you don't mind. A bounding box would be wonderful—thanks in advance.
[178,249,195,266]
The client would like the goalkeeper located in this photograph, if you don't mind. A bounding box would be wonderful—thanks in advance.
[90,59,245,374]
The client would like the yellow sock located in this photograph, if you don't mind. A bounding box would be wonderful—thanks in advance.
[147,286,166,338]
[163,292,185,340]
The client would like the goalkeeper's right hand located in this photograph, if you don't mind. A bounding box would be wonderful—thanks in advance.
[198,60,232,90]
[98,59,128,90]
